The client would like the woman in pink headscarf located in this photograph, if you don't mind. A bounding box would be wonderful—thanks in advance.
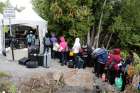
[59,36,68,65]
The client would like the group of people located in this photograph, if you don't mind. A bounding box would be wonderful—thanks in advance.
[26,31,84,68]
[26,31,135,91]
[92,48,134,91]
[43,32,84,68]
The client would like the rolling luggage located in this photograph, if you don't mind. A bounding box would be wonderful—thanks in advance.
[43,49,52,68]
[29,53,38,61]
[18,57,30,65]
[26,61,38,68]
[47,50,51,67]
[37,54,44,66]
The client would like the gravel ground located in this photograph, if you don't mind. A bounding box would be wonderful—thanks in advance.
[0,49,94,93]
[0,49,118,93]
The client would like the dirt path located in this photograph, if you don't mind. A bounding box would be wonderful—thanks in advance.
[0,55,95,93]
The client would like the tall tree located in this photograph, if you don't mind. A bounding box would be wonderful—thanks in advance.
[32,0,94,46]
[112,0,140,49]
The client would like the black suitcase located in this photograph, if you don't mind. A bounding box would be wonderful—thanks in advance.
[18,57,30,65]
[37,54,44,66]
[29,53,38,61]
[26,61,38,68]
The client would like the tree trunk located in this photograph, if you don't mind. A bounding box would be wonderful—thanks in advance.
[87,31,90,46]
[95,0,107,48]
[90,26,96,47]
[102,32,109,46]
[106,33,113,49]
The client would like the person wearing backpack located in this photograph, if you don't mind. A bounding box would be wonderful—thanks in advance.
[95,48,108,78]
[26,31,36,47]
[43,33,51,53]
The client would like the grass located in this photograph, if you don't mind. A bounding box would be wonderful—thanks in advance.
[0,71,10,78]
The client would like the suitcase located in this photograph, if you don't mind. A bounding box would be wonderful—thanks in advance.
[26,61,38,68]
[37,54,44,66]
[43,49,52,68]
[29,53,38,61]
[47,50,51,67]
[43,52,48,68]
[18,57,30,65]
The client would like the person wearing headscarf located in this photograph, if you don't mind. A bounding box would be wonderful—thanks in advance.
[72,38,81,68]
[59,36,68,65]
[72,38,81,54]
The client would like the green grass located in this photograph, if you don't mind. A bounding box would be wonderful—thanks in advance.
[0,71,10,78]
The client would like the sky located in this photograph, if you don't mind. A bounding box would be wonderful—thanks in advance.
[0,0,32,8]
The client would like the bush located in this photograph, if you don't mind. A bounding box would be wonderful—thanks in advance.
[121,50,128,58]
[133,52,140,66]
[0,71,10,78]
[124,85,140,93]
[0,80,17,93]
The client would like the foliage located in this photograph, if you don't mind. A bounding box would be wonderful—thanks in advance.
[124,85,140,93]
[133,52,140,75]
[0,2,5,13]
[111,0,140,48]
[0,71,16,93]
[32,0,94,46]
[133,52,140,66]
[121,50,128,58]
[135,64,140,75]
[0,80,17,93]
[32,0,140,49]
[0,71,10,78]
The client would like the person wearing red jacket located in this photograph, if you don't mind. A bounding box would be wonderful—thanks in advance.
[107,48,122,85]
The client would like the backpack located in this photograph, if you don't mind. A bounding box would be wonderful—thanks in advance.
[44,37,51,46]
[115,74,123,91]
[97,50,108,64]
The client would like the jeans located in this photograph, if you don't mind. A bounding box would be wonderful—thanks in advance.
[60,52,67,65]
[44,45,50,53]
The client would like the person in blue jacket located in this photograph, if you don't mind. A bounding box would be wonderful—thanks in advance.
[95,48,108,77]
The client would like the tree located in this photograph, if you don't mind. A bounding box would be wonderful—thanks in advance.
[32,0,94,46]
[0,2,5,13]
[89,0,122,48]
[112,0,140,49]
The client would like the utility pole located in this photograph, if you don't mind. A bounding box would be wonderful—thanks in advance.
[3,6,15,61]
